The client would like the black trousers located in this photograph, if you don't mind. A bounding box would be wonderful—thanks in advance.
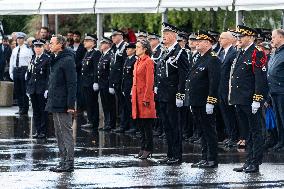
[114,84,128,129]
[0,62,5,80]
[153,101,163,134]
[271,94,284,146]
[76,74,86,112]
[30,93,48,135]
[235,105,264,165]
[13,67,29,113]
[191,106,218,162]
[159,102,182,160]
[121,92,135,130]
[179,106,191,137]
[219,96,238,141]
[100,90,116,128]
[137,118,154,151]
[82,86,99,128]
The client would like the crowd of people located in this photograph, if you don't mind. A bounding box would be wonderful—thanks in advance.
[0,23,284,173]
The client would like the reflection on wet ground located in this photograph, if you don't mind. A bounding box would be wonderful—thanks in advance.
[0,116,284,188]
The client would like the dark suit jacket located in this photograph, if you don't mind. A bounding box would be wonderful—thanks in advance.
[218,46,237,101]
[71,43,86,73]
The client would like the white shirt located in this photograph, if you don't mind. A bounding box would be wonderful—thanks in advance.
[73,43,79,52]
[116,40,123,49]
[244,42,254,52]
[103,48,111,56]
[9,44,33,76]
[223,45,232,59]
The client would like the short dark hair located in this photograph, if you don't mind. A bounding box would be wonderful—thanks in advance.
[73,31,81,36]
[40,26,49,32]
[137,39,152,56]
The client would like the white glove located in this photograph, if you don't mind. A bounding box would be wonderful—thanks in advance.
[93,83,99,91]
[10,74,13,81]
[206,103,214,114]
[251,101,260,114]
[176,98,183,107]
[44,90,48,99]
[109,88,115,94]
[154,87,158,94]
[25,73,27,80]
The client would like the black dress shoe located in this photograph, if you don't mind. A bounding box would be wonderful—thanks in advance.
[49,161,65,172]
[81,123,93,128]
[198,161,218,168]
[244,164,259,173]
[113,128,125,133]
[191,160,207,168]
[51,161,74,172]
[32,133,39,139]
[125,128,137,134]
[102,126,112,131]
[139,151,152,159]
[134,150,144,158]
[37,133,46,139]
[233,163,249,172]
[15,111,20,115]
[158,157,170,164]
[166,158,182,165]
[193,138,201,144]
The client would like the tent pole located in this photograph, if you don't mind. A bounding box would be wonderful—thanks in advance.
[41,15,48,27]
[162,9,168,23]
[55,14,58,35]
[236,10,243,26]
[281,10,284,29]
[96,13,103,45]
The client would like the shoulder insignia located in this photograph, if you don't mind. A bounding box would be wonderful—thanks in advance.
[211,51,217,56]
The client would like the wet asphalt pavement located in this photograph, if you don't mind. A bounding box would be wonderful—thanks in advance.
[0,111,284,188]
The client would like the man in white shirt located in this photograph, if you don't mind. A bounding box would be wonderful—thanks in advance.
[9,32,33,115]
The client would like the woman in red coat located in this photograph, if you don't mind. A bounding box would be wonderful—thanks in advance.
[132,39,156,159]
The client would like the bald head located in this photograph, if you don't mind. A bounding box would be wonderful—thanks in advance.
[219,32,234,49]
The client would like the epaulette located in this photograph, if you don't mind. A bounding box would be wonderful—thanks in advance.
[255,46,263,51]
[211,51,217,56]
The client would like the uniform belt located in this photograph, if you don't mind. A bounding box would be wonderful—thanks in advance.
[15,66,28,69]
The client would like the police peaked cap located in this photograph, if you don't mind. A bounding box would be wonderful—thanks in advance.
[16,32,27,39]
[147,32,161,40]
[100,36,112,44]
[234,25,258,37]
[32,39,46,46]
[137,30,148,37]
[196,30,215,43]
[111,29,124,36]
[84,33,98,41]
[126,42,136,49]
[177,31,189,41]
[162,22,180,33]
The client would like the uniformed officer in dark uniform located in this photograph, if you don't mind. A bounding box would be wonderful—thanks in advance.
[26,39,50,139]
[109,29,128,130]
[185,31,221,168]
[208,30,221,55]
[137,30,148,41]
[148,32,164,136]
[230,25,267,173]
[114,42,137,133]
[80,34,102,130]
[97,37,117,131]
[156,22,189,165]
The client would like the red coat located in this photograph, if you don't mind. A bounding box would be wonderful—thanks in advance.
[132,55,156,119]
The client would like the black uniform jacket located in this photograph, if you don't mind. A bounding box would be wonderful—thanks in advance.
[121,55,136,95]
[109,41,127,88]
[97,49,115,92]
[184,49,221,107]
[81,48,102,87]
[156,43,189,103]
[229,44,268,105]
[26,53,51,95]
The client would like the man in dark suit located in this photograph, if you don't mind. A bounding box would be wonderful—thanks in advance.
[185,31,221,168]
[80,34,102,130]
[0,36,12,80]
[218,32,238,148]
[156,22,189,165]
[230,25,267,173]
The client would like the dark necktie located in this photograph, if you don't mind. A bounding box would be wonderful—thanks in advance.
[16,47,20,67]
[219,49,225,62]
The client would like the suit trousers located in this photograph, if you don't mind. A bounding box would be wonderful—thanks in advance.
[159,102,182,160]
[271,94,284,146]
[114,84,128,128]
[121,92,135,130]
[235,105,264,165]
[30,93,48,135]
[137,118,153,151]
[191,106,218,162]
[53,112,74,162]
[82,86,99,128]
[100,90,116,128]
[13,67,29,113]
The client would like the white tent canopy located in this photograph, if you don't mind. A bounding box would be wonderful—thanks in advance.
[0,0,41,15]
[159,0,233,11]
[40,0,96,14]
[234,0,284,11]
[95,0,161,14]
